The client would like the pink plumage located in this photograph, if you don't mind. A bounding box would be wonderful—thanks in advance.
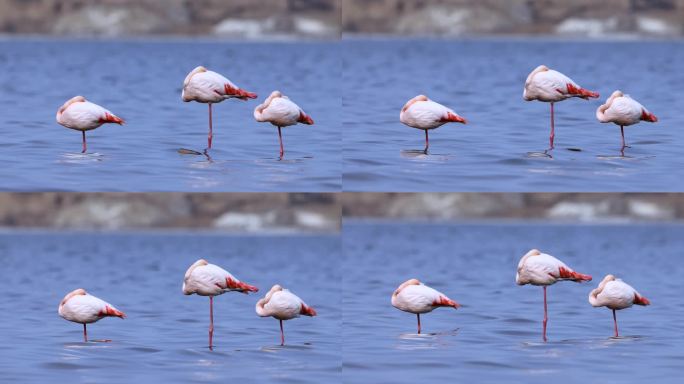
[596,90,658,149]
[517,249,591,341]
[391,278,460,334]
[183,259,258,349]
[58,288,125,342]
[256,284,316,345]
[589,274,650,337]
[254,91,314,158]
[56,96,124,153]
[181,66,257,150]
[523,65,599,149]
[400,95,466,153]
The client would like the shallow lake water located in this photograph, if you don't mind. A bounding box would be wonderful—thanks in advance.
[343,39,684,191]
[342,220,684,383]
[0,39,340,191]
[0,231,340,383]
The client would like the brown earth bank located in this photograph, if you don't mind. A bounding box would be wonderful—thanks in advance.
[343,193,684,221]
[343,0,684,37]
[0,0,341,38]
[0,193,341,232]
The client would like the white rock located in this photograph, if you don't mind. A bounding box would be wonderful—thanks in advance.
[294,16,336,36]
[547,201,611,221]
[295,211,332,229]
[213,212,275,231]
[628,200,673,219]
[555,17,618,37]
[636,17,679,35]
[213,18,275,38]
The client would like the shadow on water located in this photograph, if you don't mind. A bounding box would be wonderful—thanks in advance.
[526,149,554,159]
[521,335,645,351]
[394,329,460,350]
[57,152,104,163]
[260,344,314,353]
[400,149,454,161]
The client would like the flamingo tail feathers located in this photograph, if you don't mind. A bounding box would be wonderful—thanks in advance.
[566,83,599,99]
[634,294,651,306]
[300,303,317,317]
[433,296,460,309]
[558,267,592,282]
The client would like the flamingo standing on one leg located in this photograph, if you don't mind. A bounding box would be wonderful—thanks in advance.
[391,279,460,334]
[255,284,317,345]
[254,91,314,158]
[58,288,126,342]
[56,96,124,153]
[596,91,658,151]
[182,259,258,349]
[523,65,599,149]
[589,274,650,337]
[516,249,592,341]
[400,95,467,154]
[182,66,257,150]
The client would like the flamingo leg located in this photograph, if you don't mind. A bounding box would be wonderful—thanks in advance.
[278,126,284,158]
[209,296,214,349]
[280,319,285,346]
[207,103,213,150]
[542,286,548,342]
[83,323,88,342]
[417,313,421,334]
[81,131,87,153]
[424,130,429,154]
[620,125,626,149]
[613,309,619,337]
[549,102,555,149]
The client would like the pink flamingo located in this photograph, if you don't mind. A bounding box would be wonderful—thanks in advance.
[391,279,460,334]
[400,95,467,153]
[589,274,650,337]
[254,91,314,158]
[58,288,126,342]
[256,284,317,345]
[524,65,599,148]
[516,249,592,341]
[596,91,658,149]
[182,66,257,149]
[182,259,258,348]
[56,96,124,153]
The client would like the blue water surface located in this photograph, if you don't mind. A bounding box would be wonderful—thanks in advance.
[0,231,341,383]
[343,39,684,191]
[342,220,684,383]
[0,39,340,191]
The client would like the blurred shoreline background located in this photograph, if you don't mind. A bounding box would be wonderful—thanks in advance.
[342,0,684,38]
[343,193,684,222]
[1,1,682,39]
[1,194,684,232]
[0,193,340,232]
[0,0,341,39]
